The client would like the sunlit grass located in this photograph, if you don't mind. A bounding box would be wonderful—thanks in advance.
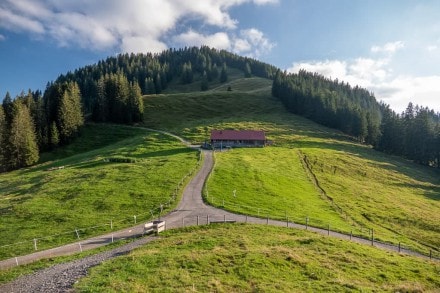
[142,80,440,253]
[76,224,440,292]
[0,124,198,259]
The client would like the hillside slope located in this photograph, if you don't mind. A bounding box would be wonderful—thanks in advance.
[142,76,440,253]
[76,224,440,292]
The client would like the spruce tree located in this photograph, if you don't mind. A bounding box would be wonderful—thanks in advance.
[128,81,144,123]
[0,106,6,170]
[8,101,39,169]
[220,63,228,83]
[50,121,59,149]
[58,82,84,143]
[201,71,209,91]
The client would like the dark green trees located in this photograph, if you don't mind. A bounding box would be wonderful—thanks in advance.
[201,71,209,91]
[58,82,84,143]
[6,101,39,169]
[0,105,6,171]
[1,82,85,171]
[93,73,143,123]
[375,103,440,167]
[220,63,228,83]
[272,70,381,144]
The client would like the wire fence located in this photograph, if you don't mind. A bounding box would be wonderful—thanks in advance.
[201,195,440,261]
[0,149,203,263]
[203,151,439,261]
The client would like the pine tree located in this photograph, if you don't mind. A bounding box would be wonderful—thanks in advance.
[57,82,84,143]
[201,70,209,91]
[2,92,14,125]
[50,121,59,148]
[220,63,228,83]
[144,77,156,94]
[7,101,39,169]
[0,106,6,171]
[128,81,144,123]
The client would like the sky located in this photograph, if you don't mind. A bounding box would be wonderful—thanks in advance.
[0,0,439,113]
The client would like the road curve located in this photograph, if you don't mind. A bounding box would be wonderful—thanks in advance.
[0,132,436,292]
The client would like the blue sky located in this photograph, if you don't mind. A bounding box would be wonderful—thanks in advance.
[1,0,439,112]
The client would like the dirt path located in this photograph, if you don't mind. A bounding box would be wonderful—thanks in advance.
[0,130,437,291]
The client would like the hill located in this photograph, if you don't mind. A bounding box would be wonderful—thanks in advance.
[142,76,440,254]
[0,48,439,290]
[0,124,198,259]
[76,224,440,292]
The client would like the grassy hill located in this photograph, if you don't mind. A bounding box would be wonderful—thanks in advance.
[0,124,198,259]
[142,76,440,254]
[75,224,440,292]
[1,70,439,290]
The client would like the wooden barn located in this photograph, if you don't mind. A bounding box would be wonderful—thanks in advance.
[210,130,266,149]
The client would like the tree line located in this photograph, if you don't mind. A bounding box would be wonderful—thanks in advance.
[272,70,440,168]
[57,46,277,114]
[0,82,83,171]
[1,47,276,171]
[3,46,437,170]
[376,103,440,167]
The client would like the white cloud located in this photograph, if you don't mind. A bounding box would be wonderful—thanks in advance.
[371,41,405,54]
[0,0,276,56]
[234,28,275,57]
[173,30,231,50]
[288,42,440,112]
[173,27,274,58]
[0,34,5,41]
[252,0,279,5]
[0,7,44,34]
[427,45,438,52]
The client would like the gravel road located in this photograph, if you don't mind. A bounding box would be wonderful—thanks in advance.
[1,134,437,292]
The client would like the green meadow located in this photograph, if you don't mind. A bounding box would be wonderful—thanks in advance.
[0,124,198,259]
[75,224,440,292]
[143,77,440,254]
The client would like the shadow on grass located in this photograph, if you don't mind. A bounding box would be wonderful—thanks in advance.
[137,147,196,158]
[297,139,440,200]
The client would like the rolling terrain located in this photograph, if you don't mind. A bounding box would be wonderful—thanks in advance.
[143,75,440,253]
[0,124,198,259]
[1,68,439,290]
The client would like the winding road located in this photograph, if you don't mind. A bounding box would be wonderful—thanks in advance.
[0,131,438,292]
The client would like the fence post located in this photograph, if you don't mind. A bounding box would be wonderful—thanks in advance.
[245,215,248,223]
[398,242,401,252]
[75,229,80,240]
[15,257,19,266]
[371,229,374,246]
[112,234,114,243]
[305,217,309,230]
[182,218,185,227]
[207,215,210,225]
[327,224,330,235]
[78,243,83,252]
[197,215,199,226]
[134,215,137,224]
[224,215,226,223]
[33,239,37,251]
[266,215,269,225]
[286,217,289,227]
[430,250,432,260]
[350,230,352,240]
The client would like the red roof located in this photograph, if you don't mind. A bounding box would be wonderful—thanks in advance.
[210,130,266,141]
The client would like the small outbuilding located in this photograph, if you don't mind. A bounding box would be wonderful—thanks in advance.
[210,130,266,149]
